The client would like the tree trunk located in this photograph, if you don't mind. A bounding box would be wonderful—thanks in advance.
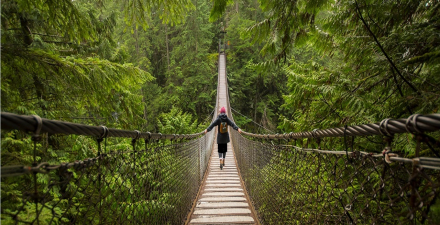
[254,83,258,123]
[32,74,48,113]
[134,27,139,57]
[165,24,170,71]
[20,16,33,45]
[195,0,198,53]
[142,87,148,130]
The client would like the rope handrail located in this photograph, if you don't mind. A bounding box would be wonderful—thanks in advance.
[231,123,440,224]
[0,53,220,224]
[240,113,440,139]
[1,112,204,140]
[219,46,440,224]
[272,145,440,170]
[2,47,440,224]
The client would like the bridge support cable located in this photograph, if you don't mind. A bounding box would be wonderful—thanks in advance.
[230,113,440,224]
[1,111,216,224]
[3,44,440,224]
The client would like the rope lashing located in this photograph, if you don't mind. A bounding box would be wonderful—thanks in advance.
[32,115,43,142]
[232,126,440,224]
[311,129,319,138]
[405,114,422,134]
[144,132,151,151]
[132,130,140,151]
[382,149,399,164]
[98,126,109,141]
[379,118,393,137]
[96,126,109,158]
[344,125,350,160]
[406,114,440,157]
[312,129,321,149]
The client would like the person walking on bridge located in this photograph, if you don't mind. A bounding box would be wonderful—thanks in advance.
[204,107,242,170]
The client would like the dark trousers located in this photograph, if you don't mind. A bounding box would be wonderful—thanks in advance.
[218,143,227,159]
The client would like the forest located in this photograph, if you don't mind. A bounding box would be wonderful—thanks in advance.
[1,0,440,224]
[2,0,440,139]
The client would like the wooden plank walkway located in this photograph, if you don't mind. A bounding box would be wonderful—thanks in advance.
[188,53,257,224]
[189,143,256,224]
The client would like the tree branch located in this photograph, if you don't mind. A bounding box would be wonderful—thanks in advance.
[354,0,421,96]
[318,93,341,118]
[32,33,64,38]
[391,68,413,114]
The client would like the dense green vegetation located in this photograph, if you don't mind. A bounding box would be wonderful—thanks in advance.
[2,0,440,224]
[1,0,217,132]
[232,133,440,224]
[220,0,439,155]
[1,0,213,223]
[2,0,439,152]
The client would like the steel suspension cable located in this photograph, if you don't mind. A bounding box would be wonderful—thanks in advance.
[230,113,440,224]
[1,111,215,224]
[239,113,440,139]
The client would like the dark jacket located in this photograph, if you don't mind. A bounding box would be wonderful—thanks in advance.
[207,113,239,145]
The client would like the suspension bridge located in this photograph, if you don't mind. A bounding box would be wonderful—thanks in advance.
[1,49,440,224]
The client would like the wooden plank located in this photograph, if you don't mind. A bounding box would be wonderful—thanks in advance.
[199,197,246,202]
[190,216,254,224]
[193,208,251,215]
[195,202,250,208]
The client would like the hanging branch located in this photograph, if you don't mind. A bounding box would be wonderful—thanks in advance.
[354,0,421,96]
[391,68,414,114]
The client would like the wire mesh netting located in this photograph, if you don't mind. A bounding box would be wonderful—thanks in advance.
[3,48,440,225]
[231,130,440,224]
[1,131,214,224]
[1,49,222,225]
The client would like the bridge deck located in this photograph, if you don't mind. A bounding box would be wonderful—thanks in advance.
[189,142,256,224]
[188,53,257,224]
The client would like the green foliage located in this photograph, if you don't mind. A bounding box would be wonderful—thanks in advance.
[271,0,440,155]
[234,137,440,224]
[3,0,440,223]
[157,107,200,134]
[1,127,205,224]
[209,0,233,22]
[1,0,154,130]
[205,0,440,154]
[123,0,195,28]
[213,4,288,133]
[1,0,207,223]
[246,0,329,61]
